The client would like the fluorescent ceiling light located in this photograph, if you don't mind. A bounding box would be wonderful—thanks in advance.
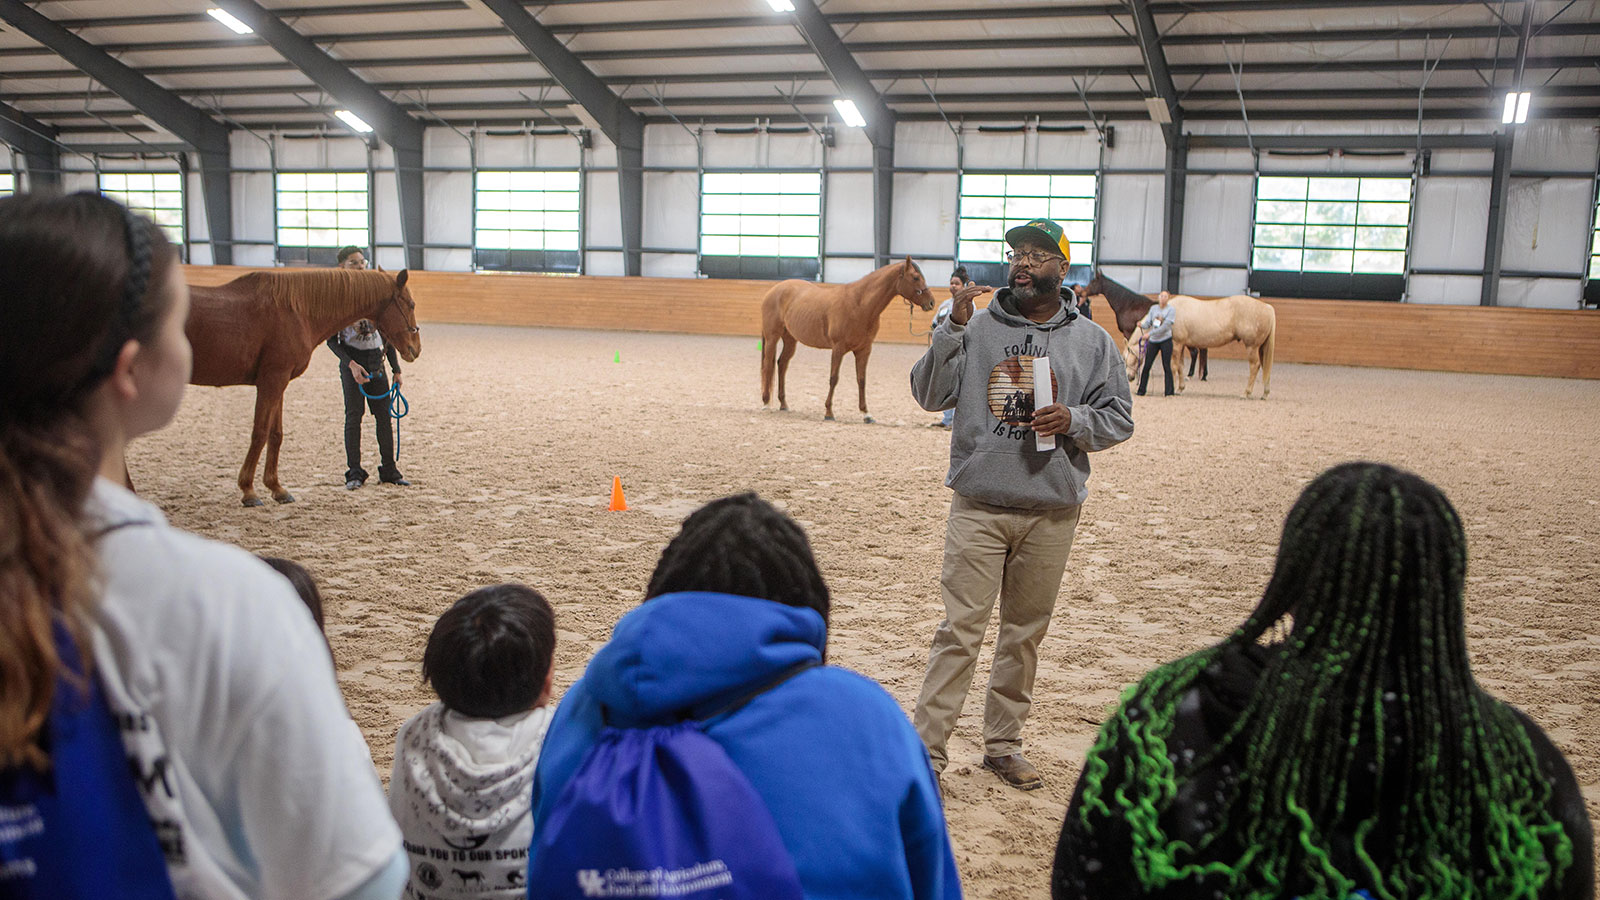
[767,0,796,11]
[833,98,866,128]
[334,109,374,133]
[1144,96,1172,124]
[1502,91,1531,124]
[206,8,253,34]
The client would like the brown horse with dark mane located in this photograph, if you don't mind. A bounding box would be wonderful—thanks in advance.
[186,268,422,506]
[1080,271,1207,379]
[760,258,936,422]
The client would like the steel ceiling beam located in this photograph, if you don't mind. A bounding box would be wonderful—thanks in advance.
[1130,0,1185,291]
[43,0,1473,28]
[472,0,644,275]
[214,0,427,269]
[787,0,897,267]
[1482,0,1538,307]
[0,0,234,261]
[0,100,61,190]
[42,103,1600,140]
[12,57,1600,105]
[12,20,1600,72]
[21,84,1600,124]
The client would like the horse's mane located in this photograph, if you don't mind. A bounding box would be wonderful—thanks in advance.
[243,269,391,319]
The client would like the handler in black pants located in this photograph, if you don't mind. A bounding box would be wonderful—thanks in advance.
[330,246,408,490]
[1136,290,1177,397]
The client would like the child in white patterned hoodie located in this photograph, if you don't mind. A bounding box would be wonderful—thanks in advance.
[389,584,557,900]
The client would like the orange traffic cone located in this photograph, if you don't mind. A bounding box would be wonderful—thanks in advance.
[608,476,628,511]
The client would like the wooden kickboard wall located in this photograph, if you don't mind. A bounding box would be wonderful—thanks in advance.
[181,266,1600,379]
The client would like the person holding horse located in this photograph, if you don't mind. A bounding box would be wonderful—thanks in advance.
[329,245,409,490]
[0,193,405,899]
[931,266,971,429]
[910,217,1134,791]
[1069,284,1095,321]
[1052,462,1592,900]
[1135,290,1176,397]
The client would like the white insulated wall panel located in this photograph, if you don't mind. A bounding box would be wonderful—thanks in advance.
[825,172,874,259]
[643,171,699,253]
[1407,274,1482,305]
[891,171,957,259]
[1098,174,1162,264]
[1181,173,1252,265]
[1502,176,1593,276]
[1411,177,1489,270]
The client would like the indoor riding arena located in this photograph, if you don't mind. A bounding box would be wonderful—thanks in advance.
[3,1,1598,898]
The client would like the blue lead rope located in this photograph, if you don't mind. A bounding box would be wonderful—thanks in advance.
[359,377,410,460]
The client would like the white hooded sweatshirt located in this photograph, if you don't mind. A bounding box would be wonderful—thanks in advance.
[388,702,553,900]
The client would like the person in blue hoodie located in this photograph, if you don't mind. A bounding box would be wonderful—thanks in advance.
[530,493,962,900]
[910,218,1134,792]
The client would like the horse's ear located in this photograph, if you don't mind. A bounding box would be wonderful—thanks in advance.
[396,269,409,287]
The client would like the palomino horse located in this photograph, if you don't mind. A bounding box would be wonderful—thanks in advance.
[1079,273,1208,380]
[760,258,936,422]
[1120,292,1276,398]
[187,269,422,505]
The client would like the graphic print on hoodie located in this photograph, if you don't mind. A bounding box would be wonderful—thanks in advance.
[389,703,553,900]
[910,288,1134,510]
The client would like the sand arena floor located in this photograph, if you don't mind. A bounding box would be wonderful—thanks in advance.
[129,323,1598,898]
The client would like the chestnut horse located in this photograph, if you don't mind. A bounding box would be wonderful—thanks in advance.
[186,269,422,505]
[1079,272,1208,380]
[1120,292,1276,398]
[760,257,936,422]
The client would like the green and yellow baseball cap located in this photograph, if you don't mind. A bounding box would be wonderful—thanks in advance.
[1004,218,1072,264]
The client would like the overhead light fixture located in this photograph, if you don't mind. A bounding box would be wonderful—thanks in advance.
[833,98,866,128]
[206,8,254,34]
[1501,90,1531,124]
[334,109,374,133]
[1144,96,1172,124]
[767,0,796,11]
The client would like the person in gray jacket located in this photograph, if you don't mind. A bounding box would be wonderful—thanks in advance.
[909,217,1134,791]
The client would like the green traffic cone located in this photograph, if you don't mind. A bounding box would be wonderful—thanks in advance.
[614,351,621,363]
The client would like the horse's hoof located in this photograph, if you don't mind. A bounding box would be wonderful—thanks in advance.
[863,415,875,424]
[242,497,264,508]
[274,493,296,504]
[824,415,835,422]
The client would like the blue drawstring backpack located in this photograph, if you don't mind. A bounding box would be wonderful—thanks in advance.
[529,662,816,900]
[0,626,176,900]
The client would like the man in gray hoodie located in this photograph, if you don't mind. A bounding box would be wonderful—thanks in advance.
[910,218,1134,791]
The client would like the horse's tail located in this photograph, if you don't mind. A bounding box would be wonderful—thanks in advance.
[760,284,783,405]
[1259,306,1276,397]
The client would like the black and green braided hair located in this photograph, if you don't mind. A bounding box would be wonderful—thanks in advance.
[1078,462,1573,899]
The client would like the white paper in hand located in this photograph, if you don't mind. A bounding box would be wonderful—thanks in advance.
[1032,356,1054,453]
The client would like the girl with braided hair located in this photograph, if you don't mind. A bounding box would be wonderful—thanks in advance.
[531,493,962,899]
[0,194,405,899]
[1052,462,1592,900]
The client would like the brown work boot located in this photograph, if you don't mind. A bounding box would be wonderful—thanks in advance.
[982,753,1043,790]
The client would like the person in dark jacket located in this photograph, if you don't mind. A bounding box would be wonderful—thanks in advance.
[329,245,408,490]
[1053,462,1593,900]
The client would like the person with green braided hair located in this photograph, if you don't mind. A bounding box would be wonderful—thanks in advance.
[1052,462,1593,900]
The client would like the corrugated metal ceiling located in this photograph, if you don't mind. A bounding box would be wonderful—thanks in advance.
[1,0,1595,137]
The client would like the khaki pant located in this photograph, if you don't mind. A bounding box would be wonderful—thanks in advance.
[913,493,1081,771]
